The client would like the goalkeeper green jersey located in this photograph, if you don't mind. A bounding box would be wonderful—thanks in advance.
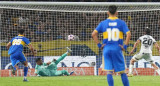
[35,53,67,76]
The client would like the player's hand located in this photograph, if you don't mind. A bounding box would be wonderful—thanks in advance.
[129,51,134,55]
[33,49,37,56]
[119,44,125,51]
[100,44,106,50]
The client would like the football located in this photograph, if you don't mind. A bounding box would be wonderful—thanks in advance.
[68,35,75,41]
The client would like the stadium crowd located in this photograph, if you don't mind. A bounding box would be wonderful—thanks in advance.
[1,9,160,42]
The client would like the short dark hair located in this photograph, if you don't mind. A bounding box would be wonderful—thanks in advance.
[145,28,151,35]
[108,5,117,15]
[18,29,25,34]
[35,58,41,62]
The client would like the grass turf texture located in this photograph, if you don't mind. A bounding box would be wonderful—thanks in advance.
[0,76,160,86]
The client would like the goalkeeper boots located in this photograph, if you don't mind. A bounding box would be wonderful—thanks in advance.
[66,47,72,53]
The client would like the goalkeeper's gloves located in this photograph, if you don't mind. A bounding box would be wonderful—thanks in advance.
[97,43,102,48]
[123,44,128,51]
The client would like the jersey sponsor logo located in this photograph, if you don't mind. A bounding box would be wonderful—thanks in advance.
[109,22,117,26]
[12,39,22,45]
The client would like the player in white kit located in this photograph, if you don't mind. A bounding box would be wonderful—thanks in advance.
[128,28,160,77]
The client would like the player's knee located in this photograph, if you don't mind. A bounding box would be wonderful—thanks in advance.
[150,61,154,64]
[23,61,28,67]
[130,59,135,65]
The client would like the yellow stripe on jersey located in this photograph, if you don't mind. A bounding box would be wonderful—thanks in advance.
[103,31,123,39]
[21,41,26,46]
[103,32,108,39]
[108,17,118,20]
[126,31,131,34]
[18,34,24,36]
[102,57,113,71]
[94,30,98,33]
[119,31,123,39]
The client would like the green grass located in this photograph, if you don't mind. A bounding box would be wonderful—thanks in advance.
[0,76,160,86]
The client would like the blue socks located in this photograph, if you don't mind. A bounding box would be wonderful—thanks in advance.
[121,73,130,86]
[24,67,28,77]
[107,74,114,86]
[107,73,129,86]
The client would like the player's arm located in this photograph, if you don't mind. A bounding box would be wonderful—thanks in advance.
[124,32,131,46]
[92,22,105,50]
[154,42,160,55]
[92,31,105,50]
[28,44,36,56]
[46,62,51,65]
[6,42,12,50]
[129,40,141,55]
[24,37,36,56]
[120,21,131,51]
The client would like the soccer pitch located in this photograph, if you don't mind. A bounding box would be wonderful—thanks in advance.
[0,76,160,86]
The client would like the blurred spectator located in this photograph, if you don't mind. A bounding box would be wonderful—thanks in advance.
[1,6,160,42]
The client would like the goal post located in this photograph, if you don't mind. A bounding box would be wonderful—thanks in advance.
[0,2,160,77]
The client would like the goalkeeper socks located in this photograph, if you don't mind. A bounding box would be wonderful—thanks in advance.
[129,64,133,74]
[107,74,114,86]
[121,73,130,86]
[24,67,28,77]
[62,53,67,57]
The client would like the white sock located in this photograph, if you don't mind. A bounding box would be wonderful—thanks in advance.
[155,69,160,75]
[129,64,134,74]
[65,52,68,55]
[24,77,27,79]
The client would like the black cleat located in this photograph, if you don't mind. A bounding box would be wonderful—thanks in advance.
[23,79,29,82]
[10,66,16,75]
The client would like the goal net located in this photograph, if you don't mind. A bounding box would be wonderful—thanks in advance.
[0,2,160,77]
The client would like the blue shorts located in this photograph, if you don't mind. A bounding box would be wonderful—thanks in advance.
[103,44,125,72]
[10,52,27,67]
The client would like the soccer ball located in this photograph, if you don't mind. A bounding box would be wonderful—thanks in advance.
[68,35,75,41]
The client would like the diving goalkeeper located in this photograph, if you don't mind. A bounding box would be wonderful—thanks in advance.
[35,47,74,76]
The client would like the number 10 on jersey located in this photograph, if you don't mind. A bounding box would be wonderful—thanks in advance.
[107,28,120,41]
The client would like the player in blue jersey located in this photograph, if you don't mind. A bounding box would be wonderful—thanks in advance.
[6,29,36,82]
[92,5,131,86]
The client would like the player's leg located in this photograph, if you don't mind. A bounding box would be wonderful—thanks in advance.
[144,54,160,75]
[103,46,114,86]
[19,53,28,81]
[128,53,143,76]
[106,71,114,86]
[151,63,160,75]
[23,61,28,81]
[54,47,72,64]
[111,47,129,86]
[10,53,20,75]
[54,70,70,76]
[120,71,130,86]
